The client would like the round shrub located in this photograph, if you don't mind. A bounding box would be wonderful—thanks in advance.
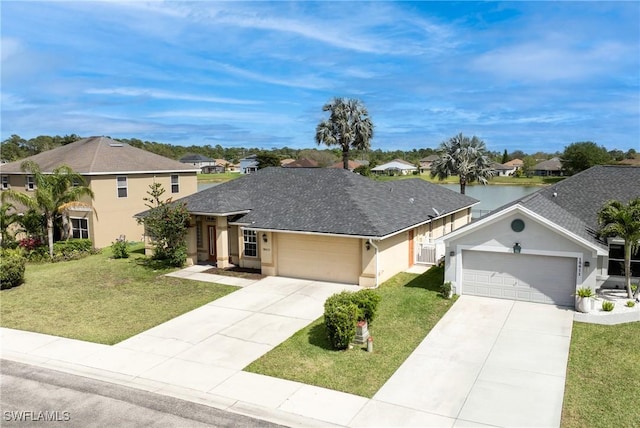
[324,299,359,350]
[0,249,26,289]
[111,238,129,259]
[350,289,381,325]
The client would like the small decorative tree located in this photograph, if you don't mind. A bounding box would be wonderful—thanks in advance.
[138,183,190,267]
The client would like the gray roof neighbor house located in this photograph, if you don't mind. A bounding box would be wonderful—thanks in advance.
[175,167,477,238]
[499,165,640,250]
[440,165,640,307]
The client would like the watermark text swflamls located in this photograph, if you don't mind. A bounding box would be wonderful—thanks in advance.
[3,411,71,422]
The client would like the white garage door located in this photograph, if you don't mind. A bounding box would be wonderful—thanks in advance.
[461,251,576,306]
[277,233,360,284]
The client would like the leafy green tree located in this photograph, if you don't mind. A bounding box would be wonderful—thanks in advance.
[139,183,190,267]
[561,141,611,175]
[598,198,640,299]
[626,148,637,159]
[501,149,509,164]
[256,151,281,169]
[1,161,94,258]
[315,97,374,169]
[430,133,495,195]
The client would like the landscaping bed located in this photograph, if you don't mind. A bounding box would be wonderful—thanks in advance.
[203,266,265,280]
[0,244,236,344]
[245,266,455,397]
[561,321,640,427]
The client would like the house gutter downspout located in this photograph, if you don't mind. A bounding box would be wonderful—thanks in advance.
[368,239,380,289]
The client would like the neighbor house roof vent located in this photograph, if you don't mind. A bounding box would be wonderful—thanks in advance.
[109,143,123,147]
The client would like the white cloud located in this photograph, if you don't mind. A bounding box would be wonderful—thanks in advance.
[84,87,261,105]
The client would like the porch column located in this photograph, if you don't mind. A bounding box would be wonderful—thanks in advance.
[186,215,197,266]
[215,216,230,268]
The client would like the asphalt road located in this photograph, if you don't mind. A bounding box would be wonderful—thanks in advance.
[0,359,284,428]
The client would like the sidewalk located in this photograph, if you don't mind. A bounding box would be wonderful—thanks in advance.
[1,272,366,427]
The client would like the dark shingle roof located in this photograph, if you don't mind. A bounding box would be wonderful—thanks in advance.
[1,137,198,174]
[177,168,477,238]
[494,165,640,249]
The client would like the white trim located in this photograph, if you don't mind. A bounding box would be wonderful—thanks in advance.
[192,210,251,217]
[438,203,607,256]
[69,216,90,240]
[454,244,584,296]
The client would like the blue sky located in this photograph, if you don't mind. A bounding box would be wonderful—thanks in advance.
[2,1,639,153]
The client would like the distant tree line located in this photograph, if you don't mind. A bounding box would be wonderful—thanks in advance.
[1,134,635,173]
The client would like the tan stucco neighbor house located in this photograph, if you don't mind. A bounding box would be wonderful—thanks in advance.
[439,165,640,307]
[172,168,477,286]
[0,137,198,248]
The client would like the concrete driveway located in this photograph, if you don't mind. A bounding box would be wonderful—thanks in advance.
[356,296,574,427]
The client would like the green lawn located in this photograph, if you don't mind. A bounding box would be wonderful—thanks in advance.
[561,321,640,428]
[0,244,236,344]
[245,266,455,397]
[198,172,240,183]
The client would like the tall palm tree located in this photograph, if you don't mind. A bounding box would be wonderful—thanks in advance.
[1,161,94,258]
[430,133,495,195]
[0,202,21,247]
[315,97,374,169]
[598,198,640,299]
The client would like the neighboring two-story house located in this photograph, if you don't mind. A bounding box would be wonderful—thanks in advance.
[0,136,199,248]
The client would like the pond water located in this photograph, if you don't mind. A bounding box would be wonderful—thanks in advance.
[439,184,540,216]
[198,181,540,217]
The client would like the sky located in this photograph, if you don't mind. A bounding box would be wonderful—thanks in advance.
[1,1,639,154]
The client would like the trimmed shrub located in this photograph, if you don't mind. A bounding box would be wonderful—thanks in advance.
[0,249,26,289]
[440,281,452,299]
[53,239,94,261]
[626,301,635,308]
[111,237,129,259]
[350,289,381,325]
[324,297,359,350]
[324,289,381,349]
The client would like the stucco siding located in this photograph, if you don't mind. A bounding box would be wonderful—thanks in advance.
[378,231,410,283]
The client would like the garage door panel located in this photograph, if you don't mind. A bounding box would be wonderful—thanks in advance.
[277,234,360,284]
[461,251,576,306]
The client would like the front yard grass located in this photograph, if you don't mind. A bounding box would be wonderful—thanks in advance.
[561,321,640,428]
[245,266,454,397]
[0,244,236,344]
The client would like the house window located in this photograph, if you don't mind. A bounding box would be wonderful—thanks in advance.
[608,243,640,277]
[196,219,203,248]
[117,176,127,198]
[71,218,89,239]
[1,175,8,190]
[26,176,35,191]
[171,175,179,193]
[243,229,257,257]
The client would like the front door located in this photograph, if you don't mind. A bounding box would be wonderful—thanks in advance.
[208,226,216,263]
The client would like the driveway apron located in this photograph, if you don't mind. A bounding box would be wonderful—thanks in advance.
[363,296,574,428]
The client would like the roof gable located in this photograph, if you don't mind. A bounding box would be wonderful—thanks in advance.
[1,137,198,175]
[372,159,417,171]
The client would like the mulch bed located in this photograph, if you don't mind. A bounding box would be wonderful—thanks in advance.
[203,266,265,280]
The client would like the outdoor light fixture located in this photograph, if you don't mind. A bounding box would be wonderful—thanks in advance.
[262,233,268,243]
[449,251,455,257]
[365,241,371,251]
[513,243,522,254]
[584,261,590,268]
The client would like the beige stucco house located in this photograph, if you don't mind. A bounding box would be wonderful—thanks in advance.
[0,136,198,248]
[439,165,640,307]
[170,168,477,286]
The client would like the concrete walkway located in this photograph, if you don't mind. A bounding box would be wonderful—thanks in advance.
[1,270,574,427]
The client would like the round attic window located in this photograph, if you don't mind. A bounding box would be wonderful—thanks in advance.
[511,219,525,232]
